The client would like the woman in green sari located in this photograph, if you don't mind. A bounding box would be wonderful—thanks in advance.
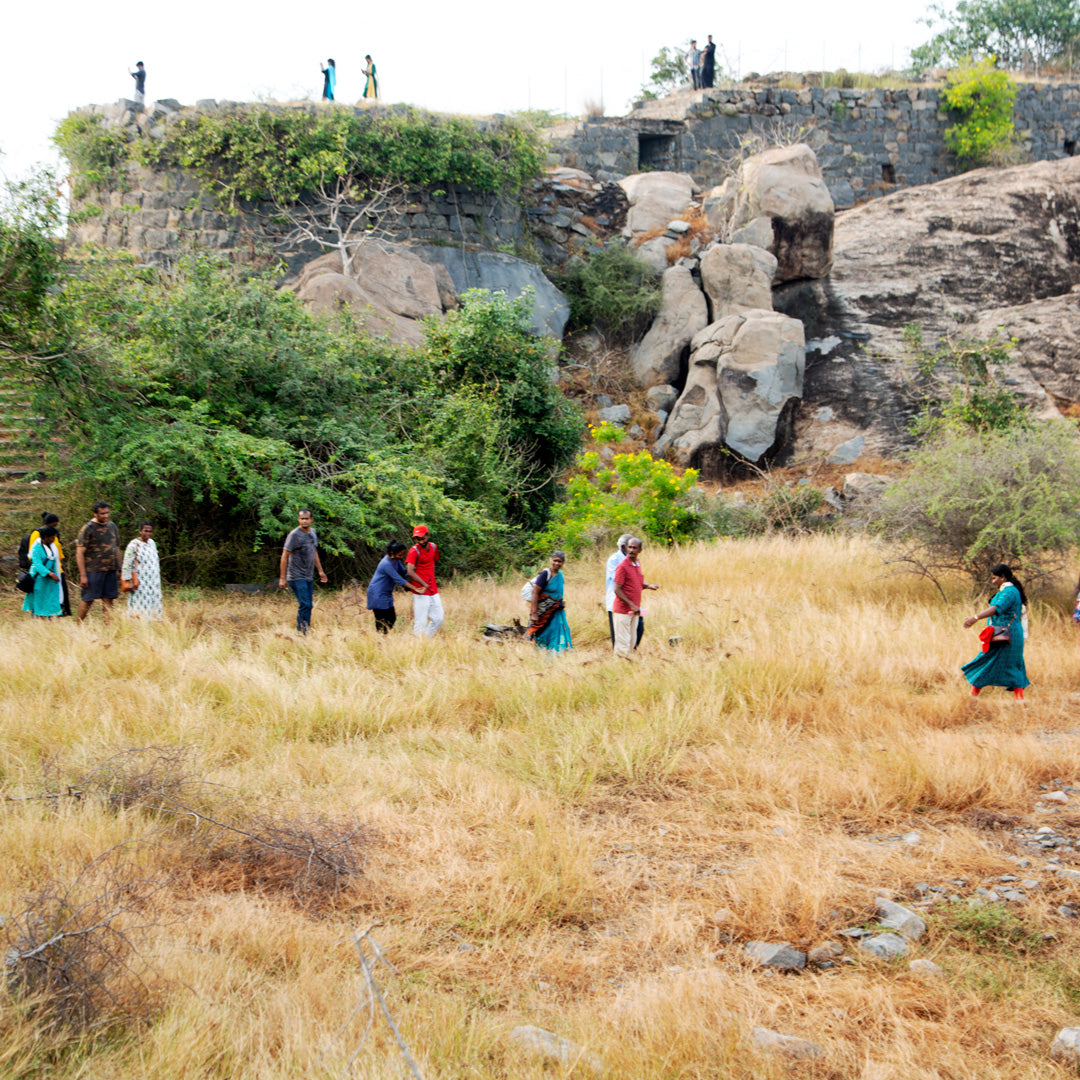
[526,551,572,653]
[363,55,378,100]
[962,563,1030,700]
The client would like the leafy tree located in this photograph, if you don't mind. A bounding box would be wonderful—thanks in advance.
[874,423,1080,593]
[0,170,66,365]
[420,289,583,532]
[940,60,1019,166]
[639,45,691,101]
[909,0,1080,72]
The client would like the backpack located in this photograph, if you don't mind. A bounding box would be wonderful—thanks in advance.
[17,533,32,571]
[520,569,549,603]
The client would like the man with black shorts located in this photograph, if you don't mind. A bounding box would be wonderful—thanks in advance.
[76,501,121,623]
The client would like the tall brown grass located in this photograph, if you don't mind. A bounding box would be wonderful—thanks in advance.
[1,534,1079,1078]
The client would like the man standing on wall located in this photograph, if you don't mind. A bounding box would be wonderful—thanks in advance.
[405,525,443,637]
[612,537,660,658]
[76,501,121,624]
[701,36,716,89]
[129,62,146,105]
[278,509,327,634]
[688,40,702,90]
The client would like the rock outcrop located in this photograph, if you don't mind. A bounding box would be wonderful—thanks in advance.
[414,246,571,339]
[710,144,835,282]
[618,172,696,238]
[699,243,778,320]
[630,265,709,386]
[293,245,455,346]
[657,310,806,470]
[790,155,1080,461]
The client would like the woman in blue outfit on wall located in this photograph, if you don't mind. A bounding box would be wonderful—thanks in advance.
[526,551,572,653]
[962,563,1030,701]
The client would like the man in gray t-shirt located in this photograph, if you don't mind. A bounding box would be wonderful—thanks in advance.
[278,509,327,633]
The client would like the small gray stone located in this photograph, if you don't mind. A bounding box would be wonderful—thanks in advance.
[876,898,926,942]
[909,958,943,976]
[666,219,691,234]
[597,404,632,425]
[1042,791,1070,803]
[902,831,922,845]
[744,941,807,970]
[1058,905,1077,917]
[1050,1028,1080,1064]
[627,424,645,438]
[827,434,866,465]
[807,941,844,964]
[1002,890,1029,903]
[595,393,614,408]
[1056,867,1080,883]
[508,1026,604,1074]
[748,1027,823,1060]
[645,384,679,413]
[859,933,908,958]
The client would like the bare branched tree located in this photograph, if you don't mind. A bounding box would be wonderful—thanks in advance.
[274,174,410,277]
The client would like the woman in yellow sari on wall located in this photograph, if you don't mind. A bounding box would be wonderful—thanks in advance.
[363,55,378,100]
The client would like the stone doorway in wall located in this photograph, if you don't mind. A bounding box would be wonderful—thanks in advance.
[638,133,678,171]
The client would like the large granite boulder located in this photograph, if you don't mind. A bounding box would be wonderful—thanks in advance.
[699,243,777,320]
[715,144,834,283]
[657,310,805,472]
[630,265,709,387]
[973,289,1080,411]
[618,172,696,239]
[786,155,1080,461]
[414,246,570,339]
[293,244,455,346]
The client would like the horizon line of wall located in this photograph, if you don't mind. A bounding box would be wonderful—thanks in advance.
[548,82,1080,207]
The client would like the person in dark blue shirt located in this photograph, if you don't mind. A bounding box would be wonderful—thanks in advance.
[366,540,420,633]
[129,61,146,104]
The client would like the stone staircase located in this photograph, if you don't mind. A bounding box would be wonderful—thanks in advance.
[0,378,52,572]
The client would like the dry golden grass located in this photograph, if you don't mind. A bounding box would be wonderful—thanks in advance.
[2,534,1080,1078]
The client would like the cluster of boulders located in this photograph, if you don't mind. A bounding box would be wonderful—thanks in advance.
[613,145,834,473]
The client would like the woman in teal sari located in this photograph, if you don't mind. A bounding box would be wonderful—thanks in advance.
[363,55,378,100]
[962,563,1030,700]
[527,551,572,653]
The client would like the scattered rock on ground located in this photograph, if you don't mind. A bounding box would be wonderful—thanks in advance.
[909,958,944,976]
[807,941,844,964]
[645,384,679,413]
[876,898,926,942]
[1050,1028,1080,1065]
[508,1025,604,1073]
[748,1027,823,1060]
[743,941,807,970]
[598,404,632,425]
[859,933,909,959]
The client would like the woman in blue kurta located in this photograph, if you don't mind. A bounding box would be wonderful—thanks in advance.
[962,563,1030,700]
[526,552,572,653]
[22,526,63,619]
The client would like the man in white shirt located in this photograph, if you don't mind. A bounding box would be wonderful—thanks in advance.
[604,533,642,650]
[688,41,702,90]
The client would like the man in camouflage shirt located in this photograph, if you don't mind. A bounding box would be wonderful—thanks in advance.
[76,501,121,623]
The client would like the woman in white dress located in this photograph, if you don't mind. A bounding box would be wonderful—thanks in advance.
[121,522,163,621]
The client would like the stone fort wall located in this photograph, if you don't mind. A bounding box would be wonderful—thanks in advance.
[549,82,1080,207]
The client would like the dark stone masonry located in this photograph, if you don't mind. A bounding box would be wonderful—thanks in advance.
[549,82,1080,208]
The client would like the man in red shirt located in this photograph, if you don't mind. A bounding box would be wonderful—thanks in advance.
[612,537,659,657]
[405,524,444,637]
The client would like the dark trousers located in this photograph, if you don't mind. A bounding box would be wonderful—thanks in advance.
[372,607,396,634]
[288,578,313,633]
[608,611,644,650]
[691,68,701,89]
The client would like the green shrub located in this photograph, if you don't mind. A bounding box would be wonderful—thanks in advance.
[874,422,1080,591]
[941,59,1018,167]
[533,451,701,556]
[120,107,544,209]
[555,244,662,344]
[938,900,1048,956]
[52,114,130,198]
[903,323,1030,436]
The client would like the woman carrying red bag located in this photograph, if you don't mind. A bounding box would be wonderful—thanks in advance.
[961,563,1030,701]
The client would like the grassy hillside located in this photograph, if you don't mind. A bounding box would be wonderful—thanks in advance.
[3,535,1080,1078]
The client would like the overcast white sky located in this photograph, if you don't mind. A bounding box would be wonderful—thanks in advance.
[0,0,930,182]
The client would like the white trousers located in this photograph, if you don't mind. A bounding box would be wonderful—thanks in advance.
[612,612,639,657]
[412,593,444,637]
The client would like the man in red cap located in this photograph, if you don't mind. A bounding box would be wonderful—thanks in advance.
[405,524,443,636]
